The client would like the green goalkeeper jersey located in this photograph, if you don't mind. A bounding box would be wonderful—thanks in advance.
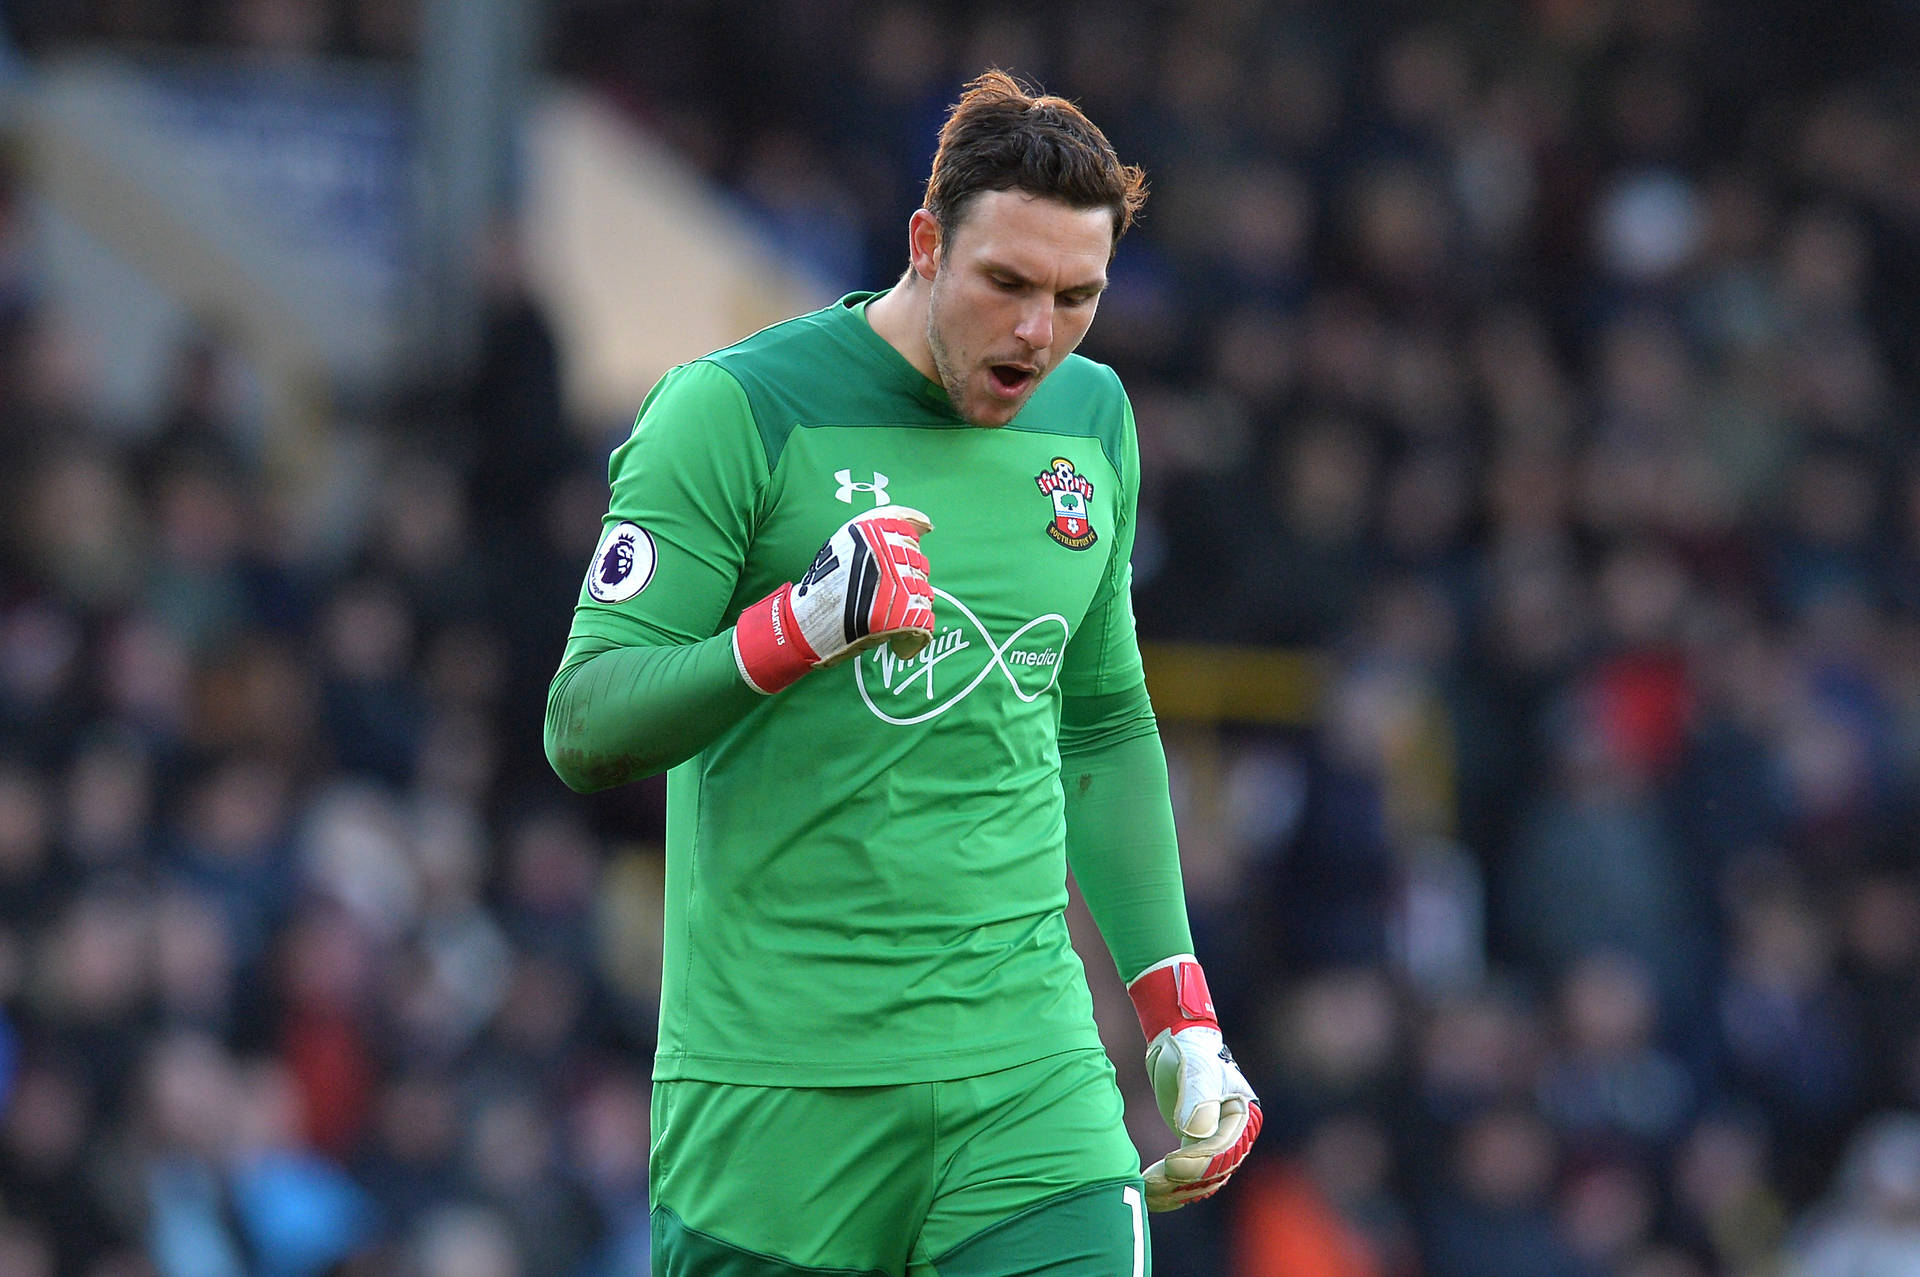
[555,293,1171,1086]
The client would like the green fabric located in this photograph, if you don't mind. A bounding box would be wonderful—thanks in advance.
[1059,691,1194,986]
[649,1051,1144,1276]
[653,1208,890,1277]
[1056,679,1158,756]
[931,1182,1151,1277]
[545,632,761,790]
[550,294,1175,1086]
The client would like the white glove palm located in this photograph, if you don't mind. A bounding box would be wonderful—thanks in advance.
[1141,1025,1261,1211]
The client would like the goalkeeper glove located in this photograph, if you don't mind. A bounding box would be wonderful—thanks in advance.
[1127,954,1262,1211]
[733,505,935,695]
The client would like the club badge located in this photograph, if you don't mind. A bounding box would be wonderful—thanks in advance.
[1035,457,1097,550]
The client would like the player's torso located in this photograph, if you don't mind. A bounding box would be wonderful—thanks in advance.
[740,423,1119,731]
[687,336,1131,940]
[652,309,1128,1082]
[667,413,1125,1081]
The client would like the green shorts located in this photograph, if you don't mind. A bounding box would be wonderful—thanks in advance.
[650,1048,1149,1276]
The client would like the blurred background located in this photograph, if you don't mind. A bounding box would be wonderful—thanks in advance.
[0,1,1917,1274]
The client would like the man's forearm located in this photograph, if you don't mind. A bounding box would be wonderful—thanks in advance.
[1061,694,1194,981]
[544,633,763,792]
[1063,692,1263,1210]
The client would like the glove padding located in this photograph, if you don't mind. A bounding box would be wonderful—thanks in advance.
[1140,1025,1262,1211]
[1127,955,1262,1212]
[733,505,934,694]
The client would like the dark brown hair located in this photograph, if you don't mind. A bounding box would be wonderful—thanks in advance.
[923,70,1148,253]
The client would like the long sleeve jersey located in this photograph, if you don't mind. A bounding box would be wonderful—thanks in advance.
[547,293,1193,1085]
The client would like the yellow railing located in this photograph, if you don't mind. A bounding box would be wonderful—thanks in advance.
[1142,642,1458,839]
[1139,643,1329,726]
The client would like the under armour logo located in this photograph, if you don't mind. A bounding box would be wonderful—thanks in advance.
[834,470,889,506]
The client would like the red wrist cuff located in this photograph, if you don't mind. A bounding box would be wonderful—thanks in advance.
[1126,957,1219,1040]
[733,584,819,694]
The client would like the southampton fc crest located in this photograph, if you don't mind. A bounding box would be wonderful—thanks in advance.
[1035,457,1098,550]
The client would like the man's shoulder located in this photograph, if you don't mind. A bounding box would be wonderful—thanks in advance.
[701,295,865,380]
[630,309,832,425]
[692,296,895,463]
[1038,352,1127,407]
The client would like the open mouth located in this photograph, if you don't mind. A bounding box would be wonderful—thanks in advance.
[987,364,1036,397]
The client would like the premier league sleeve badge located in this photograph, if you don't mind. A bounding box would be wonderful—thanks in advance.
[585,521,658,602]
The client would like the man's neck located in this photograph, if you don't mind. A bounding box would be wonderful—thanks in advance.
[864,273,938,382]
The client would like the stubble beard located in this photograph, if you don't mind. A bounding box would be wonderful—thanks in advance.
[924,275,1023,429]
[923,287,977,426]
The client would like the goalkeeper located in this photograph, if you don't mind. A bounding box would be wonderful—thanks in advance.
[546,71,1259,1277]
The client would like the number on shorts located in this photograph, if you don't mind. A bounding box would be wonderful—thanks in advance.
[1123,1185,1144,1277]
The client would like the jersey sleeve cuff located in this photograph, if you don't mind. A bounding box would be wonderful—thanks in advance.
[1126,954,1219,1040]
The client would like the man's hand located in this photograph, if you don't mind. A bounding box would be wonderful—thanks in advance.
[1127,955,1262,1211]
[733,505,935,694]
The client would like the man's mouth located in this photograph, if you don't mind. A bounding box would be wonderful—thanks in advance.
[987,364,1036,397]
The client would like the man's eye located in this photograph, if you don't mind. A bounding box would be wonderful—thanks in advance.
[993,277,1021,292]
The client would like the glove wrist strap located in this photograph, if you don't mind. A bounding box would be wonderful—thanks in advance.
[1127,954,1219,1041]
[733,584,820,695]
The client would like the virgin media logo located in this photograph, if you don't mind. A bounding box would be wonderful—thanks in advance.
[855,587,1069,725]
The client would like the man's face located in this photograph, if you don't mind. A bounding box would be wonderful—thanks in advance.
[919,191,1113,428]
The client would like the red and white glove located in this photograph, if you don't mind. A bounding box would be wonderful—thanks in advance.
[732,505,935,695]
[1127,954,1262,1212]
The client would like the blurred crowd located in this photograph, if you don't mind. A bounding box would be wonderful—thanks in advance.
[577,1,1920,1272]
[2,0,1919,1275]
[0,192,659,1277]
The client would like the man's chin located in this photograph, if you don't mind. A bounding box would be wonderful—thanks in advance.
[960,386,1034,427]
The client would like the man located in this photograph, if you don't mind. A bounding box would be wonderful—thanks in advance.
[546,72,1259,1276]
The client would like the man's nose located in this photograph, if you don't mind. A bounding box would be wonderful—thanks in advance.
[1014,298,1053,350]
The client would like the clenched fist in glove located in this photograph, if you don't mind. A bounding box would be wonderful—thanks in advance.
[1127,954,1262,1211]
[733,505,935,695]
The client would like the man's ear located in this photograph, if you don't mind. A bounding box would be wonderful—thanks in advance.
[907,209,941,283]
